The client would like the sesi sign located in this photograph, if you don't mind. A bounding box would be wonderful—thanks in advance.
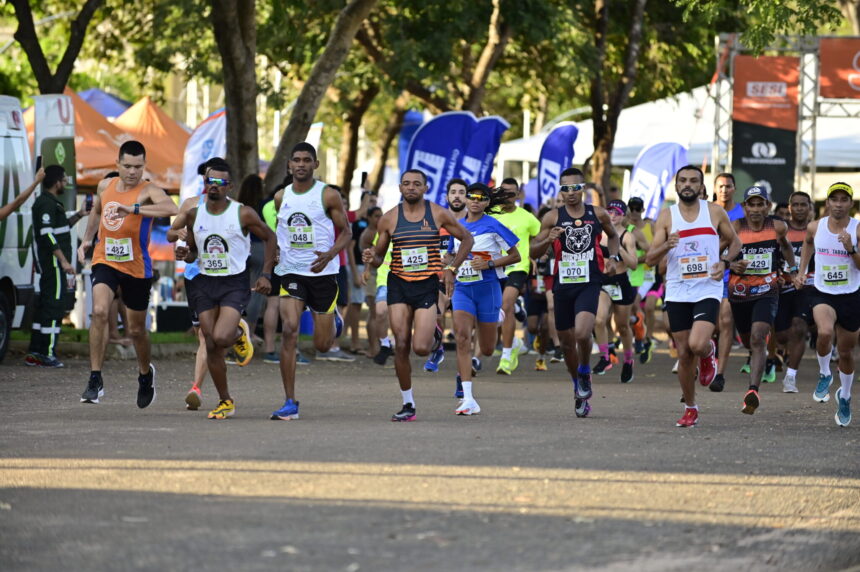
[819,37,860,99]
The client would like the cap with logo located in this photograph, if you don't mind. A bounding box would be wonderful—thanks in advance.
[826,182,853,199]
[607,199,627,215]
[627,196,644,210]
[742,186,769,203]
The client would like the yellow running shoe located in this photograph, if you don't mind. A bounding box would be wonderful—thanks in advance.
[535,358,547,371]
[233,319,254,366]
[496,357,512,375]
[208,399,235,419]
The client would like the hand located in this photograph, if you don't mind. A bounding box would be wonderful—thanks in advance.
[837,230,854,252]
[443,269,454,297]
[709,260,726,280]
[174,245,189,261]
[61,261,75,275]
[604,259,617,276]
[361,247,375,265]
[470,258,490,271]
[666,232,680,249]
[793,273,806,290]
[547,226,564,242]
[352,273,362,287]
[176,228,188,242]
[34,167,46,184]
[114,204,132,219]
[729,259,749,274]
[253,276,271,295]
[76,240,92,262]
[310,250,334,273]
[358,270,368,287]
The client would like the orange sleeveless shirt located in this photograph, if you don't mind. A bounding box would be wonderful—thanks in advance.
[92,178,153,278]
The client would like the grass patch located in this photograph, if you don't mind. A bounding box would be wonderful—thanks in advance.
[12,327,197,344]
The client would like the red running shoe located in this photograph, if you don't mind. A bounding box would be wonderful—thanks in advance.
[675,407,699,427]
[698,339,717,387]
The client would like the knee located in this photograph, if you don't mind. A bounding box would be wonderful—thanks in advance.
[126,323,146,339]
[616,323,631,337]
[393,336,410,354]
[213,332,234,348]
[91,304,110,323]
[454,328,471,348]
[750,332,767,348]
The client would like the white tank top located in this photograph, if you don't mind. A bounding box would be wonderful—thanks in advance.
[666,200,723,302]
[813,216,860,294]
[275,180,338,277]
[194,199,249,277]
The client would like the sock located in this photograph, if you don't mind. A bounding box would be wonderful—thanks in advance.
[578,364,590,375]
[401,389,414,405]
[786,367,798,378]
[598,343,609,359]
[380,337,391,348]
[90,370,101,379]
[501,347,513,360]
[817,353,831,377]
[624,349,634,364]
[462,381,473,400]
[685,404,699,410]
[330,345,340,352]
[838,370,853,400]
[748,384,758,391]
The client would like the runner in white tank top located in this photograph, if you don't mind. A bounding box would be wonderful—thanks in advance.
[795,182,859,427]
[194,199,250,276]
[646,166,741,428]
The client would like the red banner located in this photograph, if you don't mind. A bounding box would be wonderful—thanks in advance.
[732,55,799,130]
[820,37,860,100]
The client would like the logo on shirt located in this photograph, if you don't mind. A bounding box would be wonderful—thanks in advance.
[565,224,593,254]
[684,241,699,253]
[102,201,125,232]
[203,235,228,255]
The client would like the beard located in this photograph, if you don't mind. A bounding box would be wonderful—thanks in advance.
[449,202,464,212]
[403,194,422,205]
[678,188,698,204]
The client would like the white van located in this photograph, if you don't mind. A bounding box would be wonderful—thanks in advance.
[0,96,36,363]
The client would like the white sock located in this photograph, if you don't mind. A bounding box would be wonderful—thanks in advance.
[786,367,798,378]
[685,404,699,410]
[380,337,391,348]
[839,370,853,400]
[501,347,512,360]
[462,381,473,400]
[401,389,414,405]
[818,353,831,377]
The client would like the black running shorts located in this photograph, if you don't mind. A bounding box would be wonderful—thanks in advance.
[91,263,151,312]
[809,287,860,332]
[730,296,778,335]
[665,298,720,333]
[280,273,339,314]
[552,283,601,331]
[387,273,439,310]
[189,269,251,315]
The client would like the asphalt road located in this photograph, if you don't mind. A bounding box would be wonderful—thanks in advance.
[1,343,858,571]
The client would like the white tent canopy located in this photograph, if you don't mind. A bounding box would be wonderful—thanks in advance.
[498,85,860,171]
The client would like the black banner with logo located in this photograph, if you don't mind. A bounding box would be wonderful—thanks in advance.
[731,121,797,201]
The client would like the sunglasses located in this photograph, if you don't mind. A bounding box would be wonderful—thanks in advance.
[559,184,584,193]
[466,193,490,202]
[205,177,230,187]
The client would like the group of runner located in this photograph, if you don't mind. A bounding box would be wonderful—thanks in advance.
[77,141,854,428]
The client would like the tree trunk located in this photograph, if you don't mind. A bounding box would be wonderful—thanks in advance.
[839,0,860,34]
[368,91,409,192]
[463,0,511,113]
[11,0,103,94]
[210,0,259,186]
[337,83,379,203]
[266,0,379,193]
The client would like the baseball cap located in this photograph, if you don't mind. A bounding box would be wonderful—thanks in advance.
[627,196,644,210]
[827,182,853,198]
[607,199,627,215]
[743,186,769,202]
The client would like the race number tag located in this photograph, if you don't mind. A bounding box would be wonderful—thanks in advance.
[743,252,772,275]
[822,264,849,286]
[643,268,656,282]
[603,283,622,301]
[288,225,314,249]
[402,247,429,272]
[559,260,588,284]
[456,263,480,283]
[679,255,708,280]
[200,252,229,275]
[105,237,133,263]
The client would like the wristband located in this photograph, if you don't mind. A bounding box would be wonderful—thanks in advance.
[788,265,798,273]
[611,254,621,262]
[133,203,140,215]
[849,247,857,255]
[488,259,496,269]
[261,272,272,280]
[445,265,457,272]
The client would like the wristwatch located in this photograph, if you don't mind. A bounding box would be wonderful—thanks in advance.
[261,272,273,280]
[488,260,496,269]
[133,203,140,215]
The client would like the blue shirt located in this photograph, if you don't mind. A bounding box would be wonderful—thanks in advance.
[448,214,519,285]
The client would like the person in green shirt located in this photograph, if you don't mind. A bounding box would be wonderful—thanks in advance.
[492,178,541,375]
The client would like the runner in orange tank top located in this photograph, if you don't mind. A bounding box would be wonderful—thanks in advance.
[76,140,179,409]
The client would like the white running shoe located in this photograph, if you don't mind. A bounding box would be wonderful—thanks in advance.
[672,359,679,374]
[782,374,798,393]
[455,398,481,415]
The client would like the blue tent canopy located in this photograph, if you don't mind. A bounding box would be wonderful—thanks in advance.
[78,88,132,119]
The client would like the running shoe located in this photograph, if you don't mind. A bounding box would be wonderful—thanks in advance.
[698,340,717,387]
[813,373,833,403]
[575,372,593,400]
[270,398,299,420]
[80,373,104,404]
[634,339,644,355]
[574,398,591,418]
[335,308,344,338]
[740,355,751,374]
[631,310,646,341]
[593,355,613,375]
[621,361,634,383]
[672,359,679,374]
[514,296,526,322]
[496,358,512,375]
[762,359,777,383]
[741,388,760,415]
[185,385,202,410]
[317,349,356,362]
[835,388,852,427]
[296,351,311,365]
[232,319,254,366]
[455,398,481,415]
[550,347,564,363]
[471,356,482,375]
[23,352,42,366]
[137,364,156,409]
[535,358,548,371]
[709,373,726,393]
[608,350,619,365]
[372,345,394,366]
[639,338,653,365]
[423,347,445,372]
[263,352,280,364]
[431,324,443,352]
[782,374,798,393]
[507,351,519,373]
[454,374,464,398]
[391,402,416,422]
[38,354,64,368]
[208,399,235,420]
[225,351,238,365]
[675,408,699,428]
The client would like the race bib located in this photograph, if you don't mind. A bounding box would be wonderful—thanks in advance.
[105,237,133,263]
[643,268,656,282]
[679,255,708,280]
[456,263,480,283]
[402,247,428,272]
[743,252,772,275]
[200,251,229,275]
[603,283,622,301]
[288,225,314,249]
[559,260,588,284]
[822,263,849,286]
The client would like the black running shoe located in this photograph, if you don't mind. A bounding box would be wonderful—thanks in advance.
[575,373,593,400]
[81,373,104,404]
[709,373,725,393]
[593,355,612,375]
[391,402,416,422]
[621,361,634,383]
[373,345,394,365]
[137,364,156,409]
[550,347,564,363]
[639,338,653,364]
